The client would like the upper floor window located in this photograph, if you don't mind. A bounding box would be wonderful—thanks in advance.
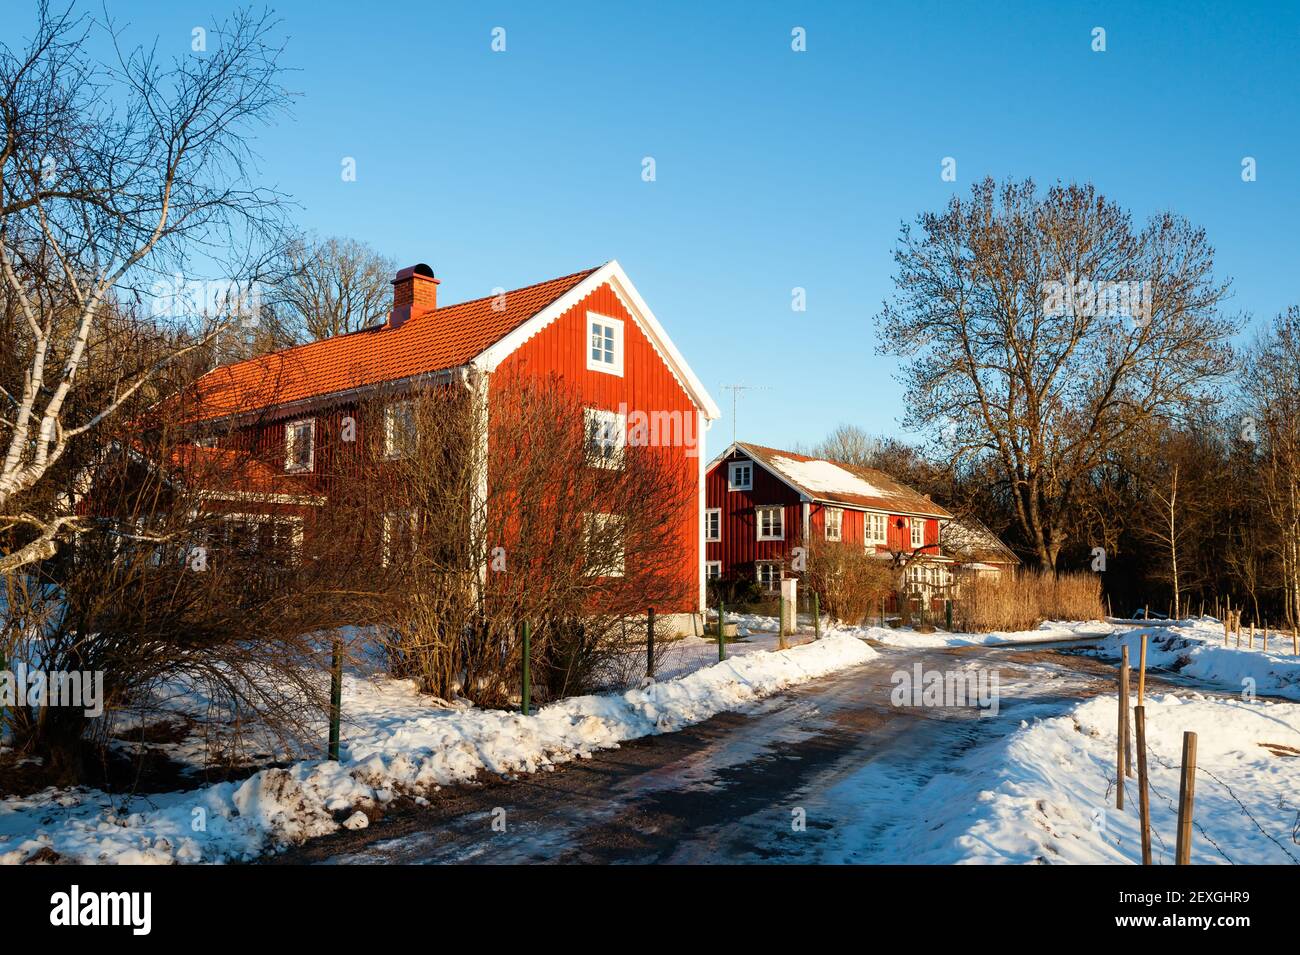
[756,505,784,541]
[584,407,626,469]
[825,507,843,541]
[705,508,721,542]
[728,460,753,491]
[384,400,417,459]
[587,313,624,376]
[285,419,315,473]
[910,518,925,549]
[866,512,888,545]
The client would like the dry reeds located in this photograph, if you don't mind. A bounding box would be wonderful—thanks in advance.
[957,569,1104,632]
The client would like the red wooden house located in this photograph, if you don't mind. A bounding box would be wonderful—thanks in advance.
[704,442,954,611]
[179,260,720,624]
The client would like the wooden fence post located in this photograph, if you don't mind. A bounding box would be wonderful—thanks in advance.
[1121,645,1134,778]
[1116,657,1127,809]
[1293,624,1298,657]
[1135,705,1152,865]
[646,607,656,680]
[1138,634,1147,708]
[813,592,820,638]
[1176,731,1198,865]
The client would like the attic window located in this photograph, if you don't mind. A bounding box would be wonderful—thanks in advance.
[910,518,925,549]
[728,461,753,491]
[587,313,623,376]
[285,419,315,473]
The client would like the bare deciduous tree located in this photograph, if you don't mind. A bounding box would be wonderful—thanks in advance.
[877,177,1234,569]
[0,3,290,573]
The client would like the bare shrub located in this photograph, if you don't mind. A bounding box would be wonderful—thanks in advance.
[804,540,894,625]
[369,372,695,706]
[956,570,1103,632]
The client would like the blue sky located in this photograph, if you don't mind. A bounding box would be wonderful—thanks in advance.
[18,0,1300,449]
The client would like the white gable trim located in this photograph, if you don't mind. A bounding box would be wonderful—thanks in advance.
[472,260,721,420]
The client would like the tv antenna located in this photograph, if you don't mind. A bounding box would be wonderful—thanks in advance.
[719,384,773,447]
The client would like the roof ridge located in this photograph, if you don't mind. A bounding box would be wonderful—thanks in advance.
[199,264,605,381]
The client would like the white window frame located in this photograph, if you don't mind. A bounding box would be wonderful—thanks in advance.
[704,508,721,542]
[384,400,417,460]
[705,560,722,580]
[584,512,626,578]
[756,505,784,541]
[584,407,627,469]
[866,512,888,545]
[910,518,925,549]
[586,312,624,376]
[222,513,305,566]
[825,506,843,541]
[728,460,753,492]
[381,509,417,568]
[756,560,781,592]
[284,418,316,473]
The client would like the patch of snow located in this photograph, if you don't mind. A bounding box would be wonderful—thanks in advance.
[768,455,888,500]
[878,691,1300,865]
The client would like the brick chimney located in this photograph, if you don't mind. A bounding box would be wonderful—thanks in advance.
[388,263,438,330]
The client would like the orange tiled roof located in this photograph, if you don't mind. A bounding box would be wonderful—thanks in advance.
[191,266,600,420]
[735,442,952,518]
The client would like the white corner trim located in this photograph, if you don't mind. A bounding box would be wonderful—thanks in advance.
[473,261,722,420]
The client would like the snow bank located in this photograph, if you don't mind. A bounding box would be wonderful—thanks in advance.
[0,632,873,865]
[884,691,1300,865]
[1085,618,1300,702]
[836,618,1114,649]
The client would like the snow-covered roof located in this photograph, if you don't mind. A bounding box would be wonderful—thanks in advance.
[942,517,1020,566]
[718,442,951,518]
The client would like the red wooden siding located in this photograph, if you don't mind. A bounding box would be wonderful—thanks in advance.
[705,450,942,584]
[496,281,702,613]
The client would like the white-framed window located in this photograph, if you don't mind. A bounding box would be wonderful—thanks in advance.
[584,512,625,577]
[825,506,843,541]
[222,513,304,567]
[728,460,753,491]
[866,512,888,545]
[384,400,417,459]
[756,560,781,592]
[705,560,722,580]
[705,508,721,542]
[284,418,315,473]
[584,407,626,469]
[586,313,624,376]
[910,518,925,549]
[381,509,417,568]
[756,506,784,541]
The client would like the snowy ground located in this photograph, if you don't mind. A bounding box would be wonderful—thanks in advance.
[884,690,1300,865]
[0,630,873,865]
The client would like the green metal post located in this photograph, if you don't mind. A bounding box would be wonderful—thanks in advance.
[814,593,820,637]
[328,639,342,761]
[646,607,656,680]
[778,592,785,643]
[521,620,531,716]
[946,598,953,632]
[718,600,726,661]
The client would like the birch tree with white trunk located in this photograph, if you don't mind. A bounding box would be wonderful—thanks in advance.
[0,3,290,573]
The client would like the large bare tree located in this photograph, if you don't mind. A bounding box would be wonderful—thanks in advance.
[877,178,1234,569]
[0,3,290,573]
